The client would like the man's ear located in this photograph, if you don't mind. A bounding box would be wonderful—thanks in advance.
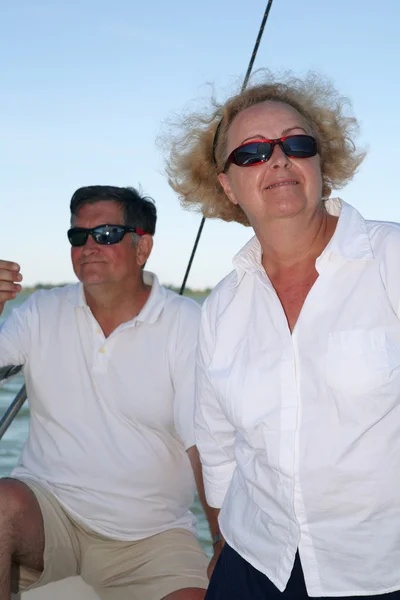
[136,235,153,267]
[218,173,239,205]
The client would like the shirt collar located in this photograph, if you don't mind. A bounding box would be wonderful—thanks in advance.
[232,198,374,282]
[68,283,87,308]
[67,271,166,325]
[321,198,374,262]
[135,271,167,324]
[233,236,263,282]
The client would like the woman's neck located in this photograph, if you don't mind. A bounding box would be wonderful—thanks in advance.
[257,205,338,276]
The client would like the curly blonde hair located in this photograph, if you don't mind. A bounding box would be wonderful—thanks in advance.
[165,71,365,226]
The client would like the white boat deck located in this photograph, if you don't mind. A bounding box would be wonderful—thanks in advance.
[12,577,100,599]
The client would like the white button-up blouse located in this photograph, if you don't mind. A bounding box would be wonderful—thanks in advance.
[195,198,400,596]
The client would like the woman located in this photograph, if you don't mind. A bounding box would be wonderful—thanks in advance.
[166,72,400,599]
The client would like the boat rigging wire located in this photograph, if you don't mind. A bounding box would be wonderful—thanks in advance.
[179,0,275,295]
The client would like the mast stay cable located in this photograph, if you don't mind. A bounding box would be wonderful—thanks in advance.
[179,0,275,295]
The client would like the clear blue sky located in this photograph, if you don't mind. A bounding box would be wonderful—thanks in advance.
[1,0,399,288]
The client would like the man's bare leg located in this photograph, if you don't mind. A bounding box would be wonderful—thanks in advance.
[0,479,45,600]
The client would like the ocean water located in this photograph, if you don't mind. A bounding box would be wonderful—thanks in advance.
[0,291,212,555]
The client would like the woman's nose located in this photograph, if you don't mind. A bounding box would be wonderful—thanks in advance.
[269,143,290,168]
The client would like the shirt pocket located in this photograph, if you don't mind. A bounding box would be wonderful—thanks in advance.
[326,328,400,397]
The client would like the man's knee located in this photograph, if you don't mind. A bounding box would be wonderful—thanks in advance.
[0,478,44,565]
[0,478,41,524]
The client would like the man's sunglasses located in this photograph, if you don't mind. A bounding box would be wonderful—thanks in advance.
[223,134,317,172]
[67,224,147,247]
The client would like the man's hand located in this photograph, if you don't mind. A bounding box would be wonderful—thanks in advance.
[0,261,23,316]
[207,539,224,580]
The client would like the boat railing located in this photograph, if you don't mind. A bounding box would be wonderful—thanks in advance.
[0,365,27,441]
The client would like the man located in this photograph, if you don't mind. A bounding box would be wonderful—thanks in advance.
[0,186,220,600]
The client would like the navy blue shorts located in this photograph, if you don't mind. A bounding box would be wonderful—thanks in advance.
[205,543,400,600]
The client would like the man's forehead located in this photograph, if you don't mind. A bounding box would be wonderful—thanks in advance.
[73,200,124,223]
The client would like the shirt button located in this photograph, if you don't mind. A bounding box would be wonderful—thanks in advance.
[99,347,105,354]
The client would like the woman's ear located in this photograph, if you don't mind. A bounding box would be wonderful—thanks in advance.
[218,173,239,205]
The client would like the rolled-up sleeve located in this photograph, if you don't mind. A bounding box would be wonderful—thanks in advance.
[194,298,236,508]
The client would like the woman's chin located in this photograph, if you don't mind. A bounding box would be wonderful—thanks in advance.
[267,194,308,219]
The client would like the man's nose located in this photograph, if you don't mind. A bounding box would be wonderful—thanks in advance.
[82,234,98,252]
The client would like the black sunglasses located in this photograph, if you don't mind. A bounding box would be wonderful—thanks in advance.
[223,134,318,172]
[67,224,147,247]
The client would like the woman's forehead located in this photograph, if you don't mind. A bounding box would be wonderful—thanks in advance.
[227,101,308,144]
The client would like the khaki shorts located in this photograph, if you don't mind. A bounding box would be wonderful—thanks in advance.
[11,479,209,600]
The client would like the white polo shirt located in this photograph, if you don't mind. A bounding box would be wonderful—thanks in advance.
[0,272,201,540]
[195,199,400,596]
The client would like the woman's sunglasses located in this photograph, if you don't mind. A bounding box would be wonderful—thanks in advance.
[67,224,147,247]
[223,134,317,172]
